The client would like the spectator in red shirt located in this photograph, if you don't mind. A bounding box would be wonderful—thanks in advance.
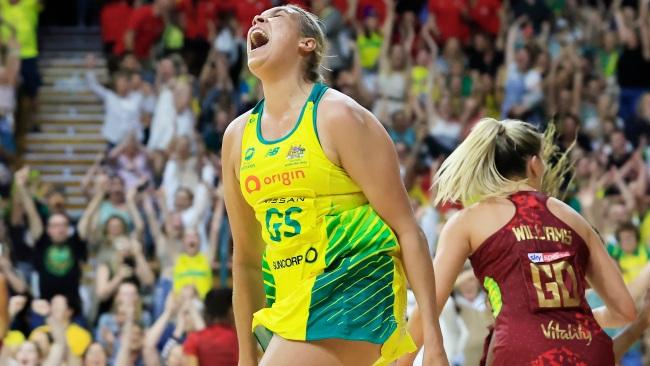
[183,288,237,366]
[178,0,218,76]
[468,0,501,36]
[118,0,174,61]
[428,0,470,44]
[228,0,271,36]
[100,0,132,55]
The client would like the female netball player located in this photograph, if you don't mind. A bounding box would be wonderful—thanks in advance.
[400,118,637,365]
[221,5,448,366]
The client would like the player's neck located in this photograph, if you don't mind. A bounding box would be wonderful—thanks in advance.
[261,75,313,118]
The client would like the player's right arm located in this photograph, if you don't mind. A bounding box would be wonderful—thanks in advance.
[548,198,636,328]
[222,114,266,366]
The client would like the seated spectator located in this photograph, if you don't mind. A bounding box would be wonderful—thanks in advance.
[86,54,143,149]
[173,229,212,298]
[183,288,237,365]
[14,167,86,303]
[29,294,91,358]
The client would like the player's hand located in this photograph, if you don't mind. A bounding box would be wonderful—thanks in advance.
[85,53,97,69]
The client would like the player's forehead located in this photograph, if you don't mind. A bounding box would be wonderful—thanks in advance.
[259,6,295,18]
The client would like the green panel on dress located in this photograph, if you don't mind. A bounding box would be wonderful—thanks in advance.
[306,205,400,342]
[262,253,276,306]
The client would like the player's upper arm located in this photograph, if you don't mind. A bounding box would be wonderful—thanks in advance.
[432,210,471,315]
[221,113,264,268]
[317,93,418,236]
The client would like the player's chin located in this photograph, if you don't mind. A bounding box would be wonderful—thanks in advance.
[247,52,277,77]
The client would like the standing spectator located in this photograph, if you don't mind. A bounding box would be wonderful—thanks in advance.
[373,1,413,119]
[227,0,271,37]
[147,57,181,151]
[468,0,501,36]
[510,0,552,34]
[182,288,237,366]
[0,35,19,157]
[0,0,42,134]
[86,54,144,149]
[99,0,132,72]
[13,167,87,303]
[501,17,543,126]
[178,0,218,76]
[312,0,349,72]
[118,0,173,61]
[428,0,469,44]
[107,135,153,191]
[94,236,154,319]
[615,0,650,123]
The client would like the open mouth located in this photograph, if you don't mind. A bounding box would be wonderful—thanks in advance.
[250,28,270,51]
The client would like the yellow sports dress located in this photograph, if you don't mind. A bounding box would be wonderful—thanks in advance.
[239,83,415,365]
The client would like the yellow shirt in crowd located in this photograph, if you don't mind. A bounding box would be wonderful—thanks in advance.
[173,253,212,298]
[29,323,91,357]
[0,0,41,58]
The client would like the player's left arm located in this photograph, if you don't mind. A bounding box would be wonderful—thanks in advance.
[318,92,448,363]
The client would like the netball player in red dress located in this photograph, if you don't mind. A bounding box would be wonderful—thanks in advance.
[400,118,637,366]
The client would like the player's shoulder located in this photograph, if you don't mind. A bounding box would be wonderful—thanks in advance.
[224,110,253,142]
[318,87,379,132]
[222,109,254,156]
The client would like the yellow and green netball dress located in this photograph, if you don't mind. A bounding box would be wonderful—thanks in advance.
[239,83,415,365]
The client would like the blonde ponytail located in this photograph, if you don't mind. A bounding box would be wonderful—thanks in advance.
[433,118,542,206]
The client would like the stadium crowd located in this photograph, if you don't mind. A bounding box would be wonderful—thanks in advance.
[3,0,650,365]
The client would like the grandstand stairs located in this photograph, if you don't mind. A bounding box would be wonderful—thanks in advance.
[23,27,107,218]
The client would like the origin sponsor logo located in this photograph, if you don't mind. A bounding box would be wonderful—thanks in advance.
[528,252,571,263]
[244,169,306,193]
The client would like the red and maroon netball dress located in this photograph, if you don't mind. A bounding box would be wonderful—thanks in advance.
[470,191,613,366]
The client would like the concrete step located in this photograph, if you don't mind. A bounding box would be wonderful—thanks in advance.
[26,143,106,154]
[36,113,103,124]
[30,164,95,175]
[25,132,104,143]
[41,124,102,134]
[41,26,101,35]
[23,152,97,164]
[40,57,106,67]
[41,67,107,78]
[39,86,95,96]
[37,94,103,104]
[38,105,104,114]
[40,40,102,52]
[42,74,109,86]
